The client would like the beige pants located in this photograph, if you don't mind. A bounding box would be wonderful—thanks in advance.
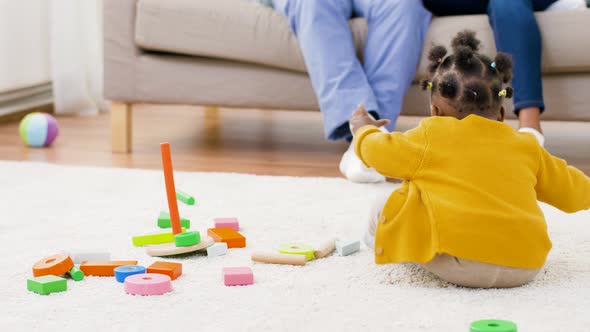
[367,194,540,288]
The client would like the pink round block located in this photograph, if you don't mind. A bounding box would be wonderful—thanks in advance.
[124,273,172,295]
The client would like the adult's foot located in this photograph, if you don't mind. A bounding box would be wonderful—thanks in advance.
[519,127,545,147]
[518,107,543,133]
[339,142,386,183]
[518,107,545,146]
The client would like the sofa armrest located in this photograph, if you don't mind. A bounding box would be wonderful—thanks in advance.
[104,0,141,101]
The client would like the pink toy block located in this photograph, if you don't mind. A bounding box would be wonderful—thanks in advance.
[223,267,253,286]
[214,217,239,231]
[124,273,172,296]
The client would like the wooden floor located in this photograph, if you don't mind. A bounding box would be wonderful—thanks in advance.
[1,104,589,177]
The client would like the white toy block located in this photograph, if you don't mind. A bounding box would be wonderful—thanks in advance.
[63,250,110,264]
[336,240,360,256]
[207,243,228,258]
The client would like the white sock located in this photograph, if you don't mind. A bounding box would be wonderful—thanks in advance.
[547,0,586,11]
[340,113,387,183]
[519,127,545,147]
[339,143,386,183]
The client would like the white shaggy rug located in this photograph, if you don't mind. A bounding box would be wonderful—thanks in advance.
[1,161,589,332]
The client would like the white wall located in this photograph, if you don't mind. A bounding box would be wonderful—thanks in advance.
[0,0,50,93]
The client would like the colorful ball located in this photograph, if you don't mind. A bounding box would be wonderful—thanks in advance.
[19,112,59,147]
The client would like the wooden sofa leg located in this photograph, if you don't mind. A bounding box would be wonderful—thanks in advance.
[111,102,133,153]
[204,106,219,113]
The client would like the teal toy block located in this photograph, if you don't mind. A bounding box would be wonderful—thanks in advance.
[336,240,361,256]
[176,190,195,205]
[157,211,190,229]
[207,243,228,258]
[27,275,67,295]
[67,266,84,281]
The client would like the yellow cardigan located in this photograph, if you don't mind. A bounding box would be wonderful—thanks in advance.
[354,115,590,269]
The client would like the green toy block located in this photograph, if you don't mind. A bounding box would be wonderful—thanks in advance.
[132,228,187,247]
[470,319,517,332]
[27,275,67,295]
[174,231,201,247]
[176,190,195,205]
[67,266,84,281]
[157,211,190,229]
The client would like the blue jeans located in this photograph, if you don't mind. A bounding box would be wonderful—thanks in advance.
[273,0,431,140]
[423,0,558,114]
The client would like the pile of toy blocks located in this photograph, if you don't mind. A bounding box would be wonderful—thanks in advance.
[27,251,187,296]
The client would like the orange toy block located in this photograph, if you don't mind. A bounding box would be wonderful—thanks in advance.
[32,254,74,277]
[160,143,182,235]
[79,261,138,276]
[147,261,182,280]
[207,228,246,248]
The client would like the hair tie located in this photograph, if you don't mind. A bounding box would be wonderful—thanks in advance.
[498,89,507,97]
[490,62,497,69]
[427,82,433,89]
[437,58,443,63]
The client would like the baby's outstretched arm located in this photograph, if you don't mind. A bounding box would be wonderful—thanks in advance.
[536,147,590,213]
[352,112,428,181]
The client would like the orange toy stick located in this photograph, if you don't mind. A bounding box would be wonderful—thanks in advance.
[160,143,182,235]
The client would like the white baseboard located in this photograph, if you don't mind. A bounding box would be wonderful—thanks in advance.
[0,83,53,117]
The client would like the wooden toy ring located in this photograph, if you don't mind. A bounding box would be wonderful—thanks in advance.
[174,231,201,247]
[277,243,315,261]
[470,320,517,332]
[124,273,172,295]
[32,254,74,277]
[114,265,146,283]
[145,236,214,257]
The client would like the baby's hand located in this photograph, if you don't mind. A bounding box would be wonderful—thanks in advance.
[349,104,390,135]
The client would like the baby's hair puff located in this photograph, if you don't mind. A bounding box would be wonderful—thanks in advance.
[421,30,514,117]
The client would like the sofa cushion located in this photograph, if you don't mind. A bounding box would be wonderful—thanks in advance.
[417,10,590,76]
[135,0,310,73]
[135,0,590,77]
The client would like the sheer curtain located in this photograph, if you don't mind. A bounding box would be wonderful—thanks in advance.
[50,0,106,115]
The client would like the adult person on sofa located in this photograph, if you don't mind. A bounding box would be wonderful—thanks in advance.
[256,0,584,183]
[422,0,587,147]
[265,0,432,183]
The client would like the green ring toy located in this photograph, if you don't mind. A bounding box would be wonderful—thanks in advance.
[277,243,315,261]
[174,231,201,247]
[470,320,517,332]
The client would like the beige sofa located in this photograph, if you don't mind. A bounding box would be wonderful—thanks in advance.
[104,0,590,152]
